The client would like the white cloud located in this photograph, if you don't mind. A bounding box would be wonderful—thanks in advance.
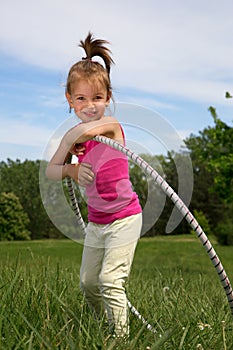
[115,94,178,112]
[39,94,66,109]
[0,117,53,147]
[1,0,233,106]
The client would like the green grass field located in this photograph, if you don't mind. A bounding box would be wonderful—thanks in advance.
[0,235,232,349]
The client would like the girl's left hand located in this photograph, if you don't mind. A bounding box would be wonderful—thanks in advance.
[70,143,86,156]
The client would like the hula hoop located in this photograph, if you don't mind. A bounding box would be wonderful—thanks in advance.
[66,135,233,332]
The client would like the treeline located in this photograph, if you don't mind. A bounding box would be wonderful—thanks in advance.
[0,109,232,244]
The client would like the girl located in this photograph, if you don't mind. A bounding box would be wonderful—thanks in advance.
[46,32,142,337]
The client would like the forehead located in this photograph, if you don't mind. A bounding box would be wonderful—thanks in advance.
[71,79,106,95]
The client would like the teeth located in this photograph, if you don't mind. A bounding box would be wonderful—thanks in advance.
[85,111,96,115]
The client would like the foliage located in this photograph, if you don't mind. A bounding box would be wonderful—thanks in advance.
[185,109,233,203]
[207,109,233,203]
[0,192,31,240]
[184,103,233,245]
[0,159,75,239]
[225,91,232,99]
[158,151,192,235]
[129,154,167,236]
[0,159,52,239]
[190,209,211,236]
[0,99,232,244]
[216,218,233,246]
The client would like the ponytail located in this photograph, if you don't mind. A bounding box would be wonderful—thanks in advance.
[79,32,114,75]
[66,32,114,96]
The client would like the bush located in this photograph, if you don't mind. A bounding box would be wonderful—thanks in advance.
[215,219,233,246]
[0,192,31,240]
[190,209,211,236]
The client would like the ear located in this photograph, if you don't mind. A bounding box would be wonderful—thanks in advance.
[105,91,112,106]
[65,92,73,108]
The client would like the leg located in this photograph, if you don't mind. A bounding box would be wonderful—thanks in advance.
[80,223,105,316]
[80,245,104,316]
[99,214,142,337]
[100,241,138,336]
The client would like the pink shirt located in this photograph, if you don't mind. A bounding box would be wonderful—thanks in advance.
[78,128,142,224]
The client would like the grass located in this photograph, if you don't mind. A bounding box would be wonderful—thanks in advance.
[0,235,233,349]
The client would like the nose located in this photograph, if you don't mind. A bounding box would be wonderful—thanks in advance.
[87,100,95,109]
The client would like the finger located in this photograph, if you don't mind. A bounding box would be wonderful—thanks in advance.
[78,177,93,186]
[81,162,92,169]
[79,171,94,185]
[70,144,85,154]
[75,146,86,154]
[83,169,95,179]
[80,174,94,184]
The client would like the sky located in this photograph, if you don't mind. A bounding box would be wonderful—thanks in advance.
[0,0,233,161]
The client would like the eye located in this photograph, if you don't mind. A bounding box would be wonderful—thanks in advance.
[95,95,104,100]
[76,96,85,101]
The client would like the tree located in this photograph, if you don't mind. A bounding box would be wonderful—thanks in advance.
[154,151,191,235]
[185,105,233,203]
[0,159,61,239]
[206,108,233,202]
[185,106,233,245]
[0,192,31,240]
[129,153,192,236]
[129,154,166,236]
[184,134,224,229]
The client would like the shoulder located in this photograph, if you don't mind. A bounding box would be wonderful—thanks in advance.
[68,116,124,145]
[103,116,124,142]
[99,116,120,128]
[82,116,123,141]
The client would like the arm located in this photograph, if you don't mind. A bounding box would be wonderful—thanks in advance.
[65,116,122,146]
[46,116,122,181]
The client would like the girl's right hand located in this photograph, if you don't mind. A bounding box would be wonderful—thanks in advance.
[65,162,94,186]
[77,162,94,186]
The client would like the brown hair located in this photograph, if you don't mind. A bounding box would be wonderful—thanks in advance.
[66,32,114,96]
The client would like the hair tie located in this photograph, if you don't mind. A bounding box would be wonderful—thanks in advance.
[82,56,92,61]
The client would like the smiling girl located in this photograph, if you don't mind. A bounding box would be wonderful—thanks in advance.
[46,32,142,338]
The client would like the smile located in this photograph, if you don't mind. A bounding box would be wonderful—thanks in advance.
[83,110,97,117]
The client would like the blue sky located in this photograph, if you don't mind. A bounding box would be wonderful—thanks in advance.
[0,0,233,161]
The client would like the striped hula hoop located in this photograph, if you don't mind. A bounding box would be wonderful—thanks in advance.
[66,135,233,332]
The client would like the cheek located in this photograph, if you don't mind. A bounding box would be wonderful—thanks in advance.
[74,104,82,112]
[98,102,107,109]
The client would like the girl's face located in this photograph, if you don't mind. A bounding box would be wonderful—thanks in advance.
[66,80,111,123]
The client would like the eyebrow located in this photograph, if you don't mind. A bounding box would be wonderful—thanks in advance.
[73,92,105,97]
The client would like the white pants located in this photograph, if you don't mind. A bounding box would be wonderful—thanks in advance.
[80,213,142,337]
